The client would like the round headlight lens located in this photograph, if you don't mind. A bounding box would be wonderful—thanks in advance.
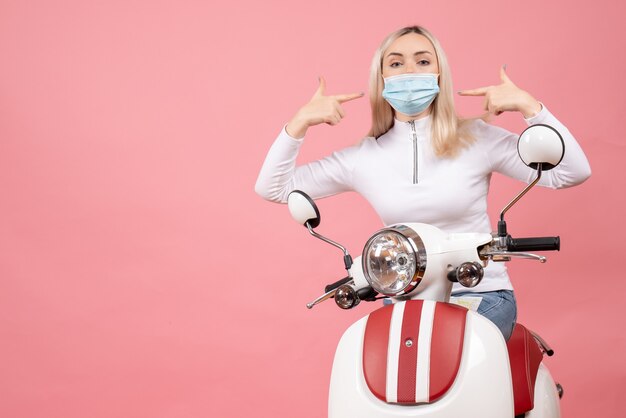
[363,229,422,296]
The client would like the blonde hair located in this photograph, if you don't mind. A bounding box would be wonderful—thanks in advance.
[368,26,475,157]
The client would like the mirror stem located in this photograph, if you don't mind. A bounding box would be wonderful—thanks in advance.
[306,223,353,270]
[498,163,543,237]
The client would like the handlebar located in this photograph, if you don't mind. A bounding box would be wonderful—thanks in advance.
[325,276,352,293]
[507,236,560,252]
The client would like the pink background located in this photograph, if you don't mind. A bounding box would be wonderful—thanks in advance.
[1,0,624,417]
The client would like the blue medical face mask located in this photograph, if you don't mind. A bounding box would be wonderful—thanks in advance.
[382,73,440,116]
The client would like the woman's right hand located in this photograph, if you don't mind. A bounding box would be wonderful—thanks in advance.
[286,77,364,139]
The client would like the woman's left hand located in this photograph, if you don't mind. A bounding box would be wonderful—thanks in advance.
[458,66,542,118]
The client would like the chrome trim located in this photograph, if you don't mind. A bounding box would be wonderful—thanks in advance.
[530,330,554,356]
[478,235,507,260]
[500,163,543,222]
[483,250,546,263]
[306,290,334,309]
[556,383,564,399]
[334,284,360,309]
[455,261,485,288]
[409,120,419,184]
[306,223,349,258]
[361,224,427,296]
[306,281,349,310]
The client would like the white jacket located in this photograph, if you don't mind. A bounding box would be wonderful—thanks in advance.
[255,105,591,293]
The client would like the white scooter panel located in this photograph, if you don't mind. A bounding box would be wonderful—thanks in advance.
[329,300,514,418]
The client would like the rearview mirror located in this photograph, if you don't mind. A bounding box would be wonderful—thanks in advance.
[287,190,320,228]
[518,124,564,171]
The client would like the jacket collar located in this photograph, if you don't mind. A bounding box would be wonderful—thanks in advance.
[385,115,431,141]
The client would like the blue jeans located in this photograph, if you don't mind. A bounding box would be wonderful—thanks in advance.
[452,290,517,341]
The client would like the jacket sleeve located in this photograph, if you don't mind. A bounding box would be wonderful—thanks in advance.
[480,104,591,188]
[254,126,358,203]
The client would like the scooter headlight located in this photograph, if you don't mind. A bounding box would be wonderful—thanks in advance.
[362,225,427,296]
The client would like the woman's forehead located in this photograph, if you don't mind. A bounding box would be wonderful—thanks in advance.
[384,33,435,58]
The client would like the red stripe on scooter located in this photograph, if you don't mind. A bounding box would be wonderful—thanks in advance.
[362,305,394,402]
[429,303,467,401]
[397,300,423,403]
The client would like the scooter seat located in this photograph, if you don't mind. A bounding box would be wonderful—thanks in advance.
[506,323,544,416]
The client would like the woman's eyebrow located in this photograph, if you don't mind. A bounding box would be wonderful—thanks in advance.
[385,50,432,58]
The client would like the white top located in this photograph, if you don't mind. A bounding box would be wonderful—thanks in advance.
[255,105,591,293]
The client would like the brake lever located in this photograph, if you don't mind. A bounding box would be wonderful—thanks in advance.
[483,251,546,263]
[306,279,355,309]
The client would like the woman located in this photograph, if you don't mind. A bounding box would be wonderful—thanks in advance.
[255,25,591,340]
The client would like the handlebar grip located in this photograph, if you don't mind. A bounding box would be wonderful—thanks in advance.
[325,276,352,293]
[507,236,560,252]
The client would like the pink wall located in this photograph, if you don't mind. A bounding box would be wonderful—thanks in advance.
[1,0,623,417]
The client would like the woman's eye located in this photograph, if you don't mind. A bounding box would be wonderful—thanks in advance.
[390,62,402,68]
[418,60,430,65]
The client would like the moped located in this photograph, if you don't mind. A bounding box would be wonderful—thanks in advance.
[286,124,566,418]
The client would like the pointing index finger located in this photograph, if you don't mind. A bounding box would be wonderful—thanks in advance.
[334,92,365,103]
[457,86,490,96]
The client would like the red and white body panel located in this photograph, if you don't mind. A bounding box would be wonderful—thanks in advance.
[527,364,561,418]
[329,301,514,418]
[331,223,561,417]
